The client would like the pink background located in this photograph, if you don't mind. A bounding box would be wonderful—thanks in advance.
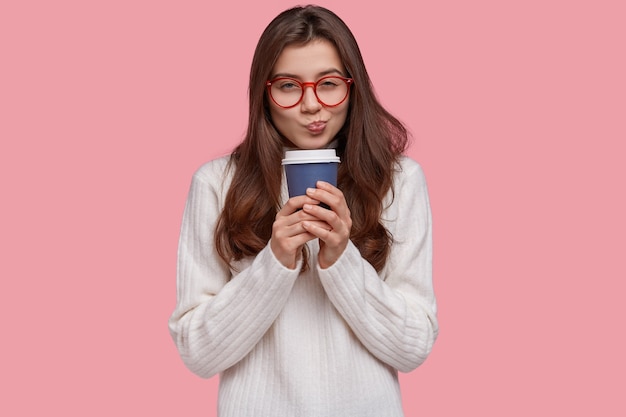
[2,0,625,415]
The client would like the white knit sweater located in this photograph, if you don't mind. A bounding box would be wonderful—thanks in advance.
[169,155,438,417]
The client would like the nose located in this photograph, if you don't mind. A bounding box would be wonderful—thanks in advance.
[300,85,322,113]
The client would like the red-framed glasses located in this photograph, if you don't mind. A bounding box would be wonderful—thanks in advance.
[266,75,354,108]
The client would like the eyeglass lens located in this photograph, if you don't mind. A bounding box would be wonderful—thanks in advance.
[269,77,350,107]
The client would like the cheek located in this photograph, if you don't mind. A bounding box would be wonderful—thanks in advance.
[332,103,350,126]
[269,106,285,125]
[270,100,292,115]
[269,106,297,135]
[268,104,280,122]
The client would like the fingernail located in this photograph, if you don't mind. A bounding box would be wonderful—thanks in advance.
[303,204,313,210]
[306,188,315,194]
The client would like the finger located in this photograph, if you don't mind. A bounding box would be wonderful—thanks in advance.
[301,220,332,232]
[272,218,319,250]
[278,195,321,216]
[315,181,340,194]
[282,219,327,238]
[305,184,349,217]
[302,204,345,234]
[301,220,334,240]
[302,197,350,229]
[274,207,327,240]
[280,209,325,231]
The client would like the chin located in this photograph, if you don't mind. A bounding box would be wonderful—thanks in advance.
[292,136,335,150]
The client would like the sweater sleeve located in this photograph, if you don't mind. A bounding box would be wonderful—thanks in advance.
[168,161,300,378]
[317,159,438,372]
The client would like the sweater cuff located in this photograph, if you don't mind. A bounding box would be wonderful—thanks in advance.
[317,240,367,286]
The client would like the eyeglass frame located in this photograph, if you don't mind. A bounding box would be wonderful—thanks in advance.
[265,75,354,109]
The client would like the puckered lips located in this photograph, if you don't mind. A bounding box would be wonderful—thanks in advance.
[306,120,327,134]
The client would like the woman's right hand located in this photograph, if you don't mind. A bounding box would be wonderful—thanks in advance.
[271,195,329,269]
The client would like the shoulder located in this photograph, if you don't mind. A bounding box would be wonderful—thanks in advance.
[185,155,235,203]
[191,155,234,185]
[385,155,431,211]
[394,155,427,188]
[381,155,429,212]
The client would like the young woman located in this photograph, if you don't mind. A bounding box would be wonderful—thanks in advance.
[169,5,438,416]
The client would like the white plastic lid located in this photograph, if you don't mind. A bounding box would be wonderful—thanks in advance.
[282,149,340,165]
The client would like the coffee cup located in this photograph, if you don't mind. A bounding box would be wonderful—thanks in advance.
[282,149,340,199]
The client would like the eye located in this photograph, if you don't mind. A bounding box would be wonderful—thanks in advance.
[277,80,301,91]
[317,77,342,90]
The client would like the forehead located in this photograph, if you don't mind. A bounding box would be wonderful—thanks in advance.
[272,39,344,79]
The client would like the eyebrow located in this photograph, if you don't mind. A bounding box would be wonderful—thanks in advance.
[271,68,345,80]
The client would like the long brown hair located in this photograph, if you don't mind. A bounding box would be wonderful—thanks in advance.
[215,5,408,272]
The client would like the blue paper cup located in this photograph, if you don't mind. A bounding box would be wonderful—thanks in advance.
[282,149,340,199]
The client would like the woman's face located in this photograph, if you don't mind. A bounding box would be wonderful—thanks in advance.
[268,39,350,150]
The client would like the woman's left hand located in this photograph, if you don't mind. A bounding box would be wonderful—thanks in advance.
[301,181,352,269]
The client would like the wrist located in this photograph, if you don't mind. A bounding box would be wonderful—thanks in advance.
[269,239,299,270]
